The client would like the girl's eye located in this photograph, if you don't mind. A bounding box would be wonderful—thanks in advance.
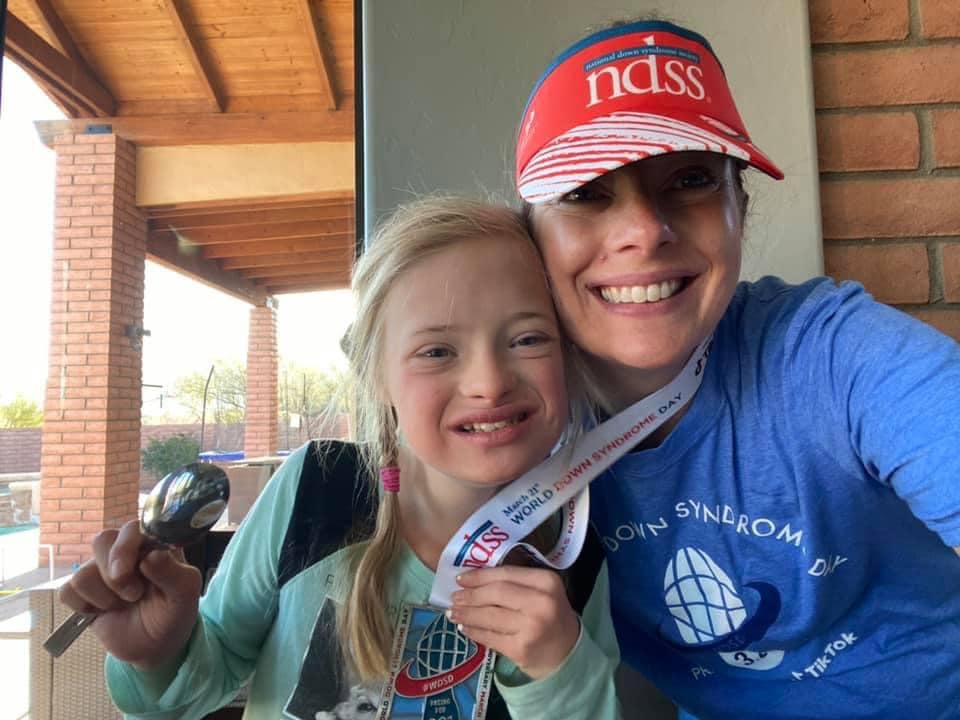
[512,333,553,349]
[418,346,452,359]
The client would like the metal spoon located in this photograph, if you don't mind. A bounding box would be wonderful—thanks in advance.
[42,462,230,657]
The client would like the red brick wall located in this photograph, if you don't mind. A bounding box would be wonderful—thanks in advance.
[1,425,239,478]
[0,429,42,474]
[810,0,960,341]
[244,304,279,457]
[40,133,146,564]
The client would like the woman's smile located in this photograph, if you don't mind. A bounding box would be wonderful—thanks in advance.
[596,277,686,305]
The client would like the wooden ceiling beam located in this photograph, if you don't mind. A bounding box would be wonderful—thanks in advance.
[149,204,353,232]
[220,249,354,270]
[34,108,354,147]
[156,219,353,246]
[115,93,354,117]
[298,0,339,110]
[200,234,355,259]
[27,0,86,65]
[266,273,351,294]
[265,271,350,285]
[146,192,353,218]
[241,263,347,279]
[5,12,116,117]
[162,0,225,113]
[269,281,349,295]
[147,235,267,306]
[43,81,86,118]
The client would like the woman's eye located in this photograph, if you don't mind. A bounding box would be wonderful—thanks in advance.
[559,182,606,203]
[418,346,452,359]
[671,168,719,191]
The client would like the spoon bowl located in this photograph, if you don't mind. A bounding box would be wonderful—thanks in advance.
[141,462,230,546]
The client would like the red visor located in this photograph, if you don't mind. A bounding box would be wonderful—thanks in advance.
[516,21,783,204]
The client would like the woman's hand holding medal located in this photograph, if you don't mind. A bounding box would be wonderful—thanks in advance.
[449,565,581,680]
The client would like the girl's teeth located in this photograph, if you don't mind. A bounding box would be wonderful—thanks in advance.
[600,279,682,304]
[463,418,515,433]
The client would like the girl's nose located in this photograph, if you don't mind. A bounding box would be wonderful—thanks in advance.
[461,350,516,401]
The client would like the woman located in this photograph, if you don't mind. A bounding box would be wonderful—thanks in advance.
[455,19,960,720]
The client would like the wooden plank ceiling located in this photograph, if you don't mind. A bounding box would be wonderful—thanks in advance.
[4,0,357,299]
[147,192,355,301]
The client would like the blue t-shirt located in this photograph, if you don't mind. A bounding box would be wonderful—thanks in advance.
[590,277,960,720]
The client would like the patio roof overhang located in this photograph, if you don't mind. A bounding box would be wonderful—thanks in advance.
[4,0,358,301]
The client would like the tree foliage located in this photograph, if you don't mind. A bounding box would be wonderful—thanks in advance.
[172,360,246,424]
[141,434,200,481]
[279,362,350,439]
[167,359,350,444]
[0,395,44,428]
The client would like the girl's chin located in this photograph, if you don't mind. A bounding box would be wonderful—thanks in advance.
[450,459,548,489]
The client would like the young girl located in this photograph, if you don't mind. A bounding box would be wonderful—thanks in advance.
[59,197,621,720]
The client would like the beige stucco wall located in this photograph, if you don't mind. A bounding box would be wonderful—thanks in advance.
[136,142,354,207]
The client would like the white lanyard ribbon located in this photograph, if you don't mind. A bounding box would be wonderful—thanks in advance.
[429,337,712,607]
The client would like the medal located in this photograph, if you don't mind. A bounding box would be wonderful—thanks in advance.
[377,604,495,720]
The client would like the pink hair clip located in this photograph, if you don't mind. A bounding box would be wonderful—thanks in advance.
[380,465,400,493]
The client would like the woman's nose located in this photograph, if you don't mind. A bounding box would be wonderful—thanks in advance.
[461,350,516,401]
[605,189,677,256]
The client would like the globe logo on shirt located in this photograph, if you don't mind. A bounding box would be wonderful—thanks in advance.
[416,613,471,676]
[661,547,785,670]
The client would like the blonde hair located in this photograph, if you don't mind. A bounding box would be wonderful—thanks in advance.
[339,195,582,681]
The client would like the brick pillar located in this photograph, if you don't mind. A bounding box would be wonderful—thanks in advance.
[41,133,146,566]
[244,300,279,458]
[809,0,960,342]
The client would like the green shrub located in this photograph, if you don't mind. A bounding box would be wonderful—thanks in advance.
[142,434,200,481]
[0,395,43,428]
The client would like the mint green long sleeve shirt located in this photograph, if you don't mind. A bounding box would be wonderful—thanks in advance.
[105,442,623,719]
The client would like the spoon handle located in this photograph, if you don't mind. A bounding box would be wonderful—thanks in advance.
[43,538,168,658]
[43,611,98,657]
